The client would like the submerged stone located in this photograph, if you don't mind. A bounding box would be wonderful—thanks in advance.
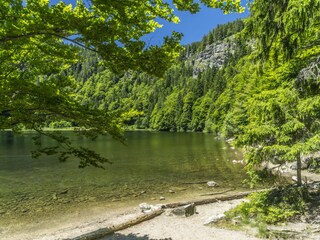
[59,189,69,195]
[207,181,218,187]
[52,193,57,200]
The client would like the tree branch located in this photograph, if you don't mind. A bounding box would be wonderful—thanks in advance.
[0,31,99,54]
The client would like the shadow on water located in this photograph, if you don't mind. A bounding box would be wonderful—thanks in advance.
[101,233,172,240]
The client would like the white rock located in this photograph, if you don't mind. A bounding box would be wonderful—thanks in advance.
[226,138,235,143]
[139,203,151,212]
[207,181,218,187]
[232,160,244,164]
[204,213,226,225]
[139,203,163,213]
[291,176,306,184]
[159,196,165,201]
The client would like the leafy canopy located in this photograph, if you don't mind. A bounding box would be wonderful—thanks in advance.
[0,0,243,168]
[246,0,320,61]
[235,0,320,185]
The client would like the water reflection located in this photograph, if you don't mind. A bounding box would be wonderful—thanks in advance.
[0,131,246,225]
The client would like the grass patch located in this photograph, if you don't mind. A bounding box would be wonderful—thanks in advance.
[221,186,309,237]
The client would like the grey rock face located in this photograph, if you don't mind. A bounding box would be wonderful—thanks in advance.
[192,39,236,77]
[296,56,320,85]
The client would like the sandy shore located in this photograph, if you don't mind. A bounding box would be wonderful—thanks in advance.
[4,165,319,240]
[102,199,258,240]
[2,195,258,240]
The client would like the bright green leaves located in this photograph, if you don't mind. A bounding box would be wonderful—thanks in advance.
[173,0,244,14]
[1,0,244,78]
[201,0,244,14]
[226,187,307,226]
[173,0,200,13]
[0,0,244,167]
[247,0,320,61]
[236,54,320,176]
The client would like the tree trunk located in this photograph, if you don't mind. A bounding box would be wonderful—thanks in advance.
[297,153,302,186]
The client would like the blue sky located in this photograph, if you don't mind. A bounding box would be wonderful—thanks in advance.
[146,6,249,45]
[50,0,249,45]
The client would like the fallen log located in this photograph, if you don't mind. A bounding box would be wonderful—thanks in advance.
[69,208,164,240]
[114,208,164,232]
[69,189,270,240]
[200,189,234,197]
[181,181,208,184]
[164,189,268,208]
[69,227,114,240]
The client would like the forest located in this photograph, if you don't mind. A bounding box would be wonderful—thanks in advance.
[68,19,247,134]
[3,0,319,174]
[2,0,320,238]
[68,8,320,187]
[63,2,320,233]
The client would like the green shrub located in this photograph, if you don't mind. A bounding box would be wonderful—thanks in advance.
[225,186,308,225]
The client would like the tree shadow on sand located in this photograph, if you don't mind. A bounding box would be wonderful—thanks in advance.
[101,233,172,240]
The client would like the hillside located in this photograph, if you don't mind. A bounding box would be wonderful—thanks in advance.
[68,19,250,133]
[65,11,320,181]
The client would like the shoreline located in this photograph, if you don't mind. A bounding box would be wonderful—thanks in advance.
[0,131,247,239]
[2,127,219,135]
[103,199,258,240]
[1,188,254,240]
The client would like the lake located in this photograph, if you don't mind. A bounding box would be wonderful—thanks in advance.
[0,131,246,233]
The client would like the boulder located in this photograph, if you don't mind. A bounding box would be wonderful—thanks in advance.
[204,213,225,225]
[289,162,297,170]
[139,203,163,213]
[291,176,307,184]
[159,196,165,201]
[170,203,196,217]
[207,181,218,187]
[139,203,151,212]
[289,161,308,170]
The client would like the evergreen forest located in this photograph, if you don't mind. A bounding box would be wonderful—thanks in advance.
[2,0,320,238]
[69,19,248,134]
[67,13,320,186]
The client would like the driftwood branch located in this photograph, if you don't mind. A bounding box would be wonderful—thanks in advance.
[69,189,270,240]
[69,208,164,240]
[200,189,234,197]
[163,191,254,209]
[115,209,164,232]
[164,189,272,209]
[181,181,208,185]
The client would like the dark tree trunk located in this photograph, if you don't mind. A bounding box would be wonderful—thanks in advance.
[297,154,302,186]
